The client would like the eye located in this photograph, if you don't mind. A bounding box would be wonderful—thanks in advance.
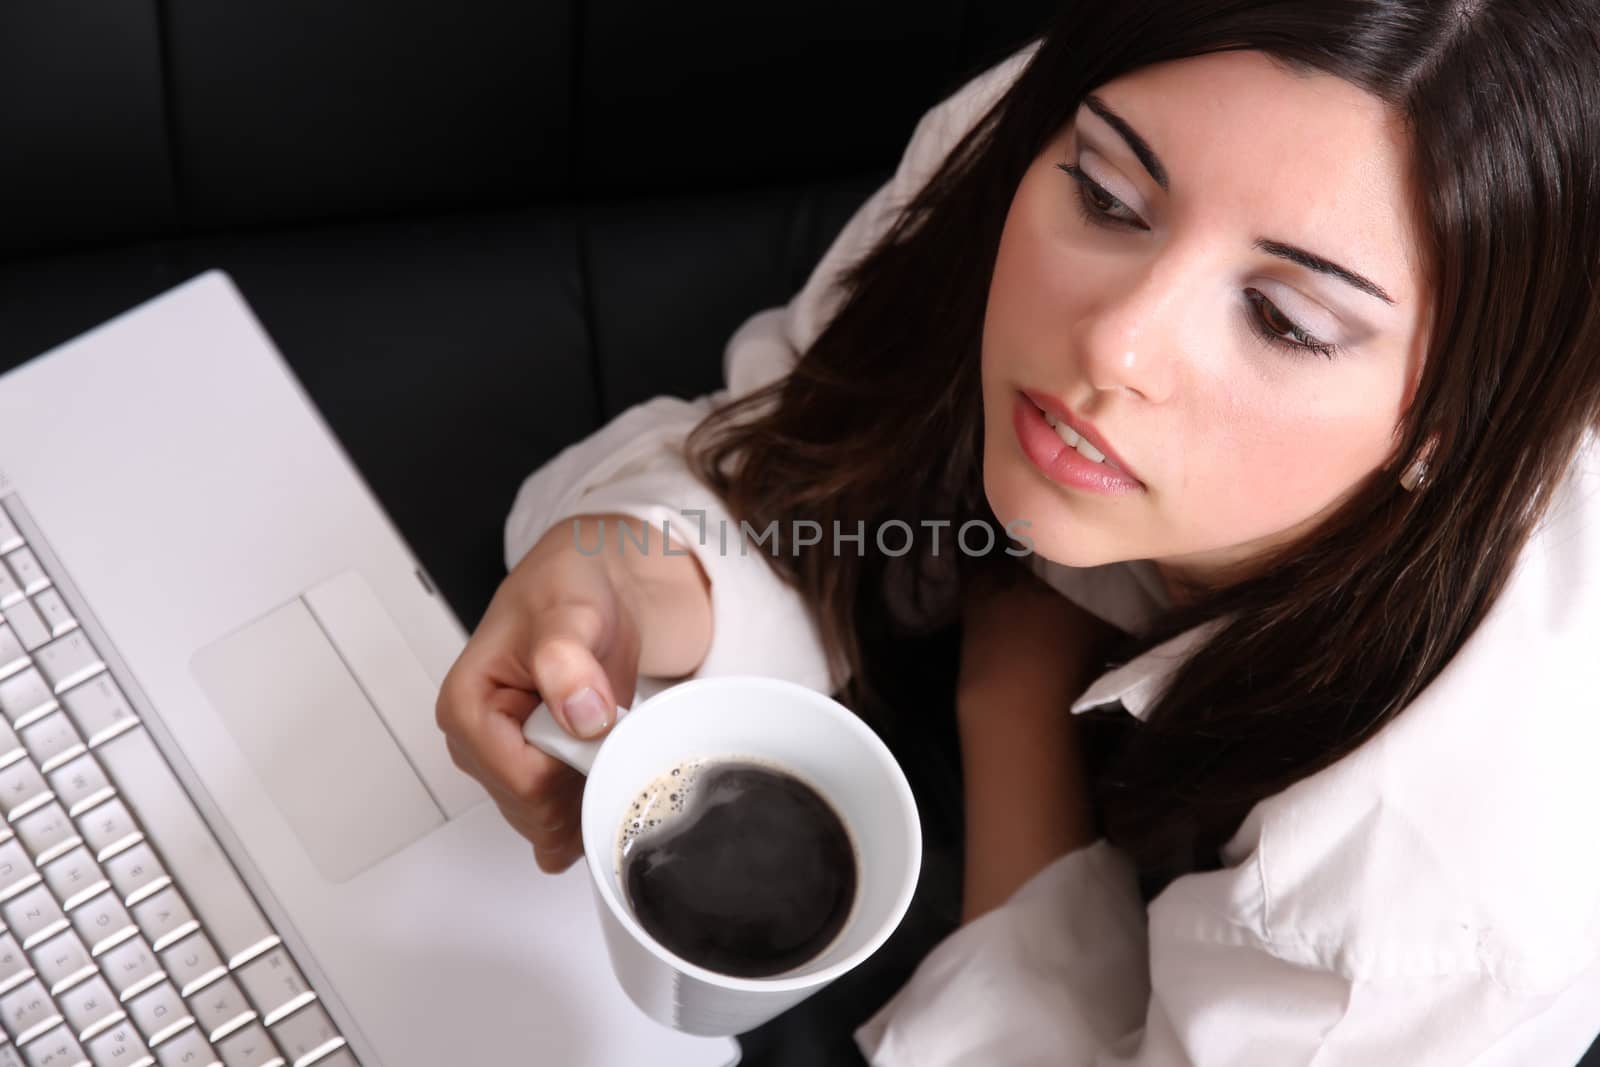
[1243,289,1341,360]
[1057,162,1148,231]
[1056,161,1343,362]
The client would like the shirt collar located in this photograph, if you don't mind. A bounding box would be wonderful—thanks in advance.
[1068,619,1223,718]
[1032,553,1211,719]
[1055,426,1600,721]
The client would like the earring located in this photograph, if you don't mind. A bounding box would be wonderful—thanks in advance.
[1399,434,1439,492]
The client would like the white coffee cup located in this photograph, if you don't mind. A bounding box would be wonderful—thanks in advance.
[522,674,922,1036]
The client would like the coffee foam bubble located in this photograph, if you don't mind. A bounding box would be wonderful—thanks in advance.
[615,758,705,870]
[614,755,802,875]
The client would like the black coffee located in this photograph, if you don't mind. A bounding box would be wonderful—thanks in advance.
[618,759,857,979]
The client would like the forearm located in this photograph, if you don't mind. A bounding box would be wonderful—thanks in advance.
[523,513,713,678]
[957,693,1099,923]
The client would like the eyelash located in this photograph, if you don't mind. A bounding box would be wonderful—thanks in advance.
[1055,161,1342,361]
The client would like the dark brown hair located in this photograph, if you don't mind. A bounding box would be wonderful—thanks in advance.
[687,0,1600,886]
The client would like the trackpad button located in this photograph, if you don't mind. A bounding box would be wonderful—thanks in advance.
[191,598,444,882]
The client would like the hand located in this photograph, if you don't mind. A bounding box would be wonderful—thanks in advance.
[435,516,645,873]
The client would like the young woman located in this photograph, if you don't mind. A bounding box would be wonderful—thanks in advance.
[438,2,1600,1062]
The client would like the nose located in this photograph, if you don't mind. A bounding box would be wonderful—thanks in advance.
[1071,259,1183,404]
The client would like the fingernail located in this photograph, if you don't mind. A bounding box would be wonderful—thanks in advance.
[563,687,611,739]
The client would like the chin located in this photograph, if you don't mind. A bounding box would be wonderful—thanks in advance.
[982,448,1149,569]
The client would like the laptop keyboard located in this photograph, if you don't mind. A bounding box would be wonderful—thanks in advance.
[0,500,358,1067]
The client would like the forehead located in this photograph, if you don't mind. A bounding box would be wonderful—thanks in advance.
[1085,50,1429,306]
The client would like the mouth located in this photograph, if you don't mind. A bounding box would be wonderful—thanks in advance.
[1018,390,1141,482]
[1010,392,1145,495]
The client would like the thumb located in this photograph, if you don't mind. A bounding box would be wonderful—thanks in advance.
[531,633,619,740]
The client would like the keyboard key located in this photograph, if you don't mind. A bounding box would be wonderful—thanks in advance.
[305,1052,353,1067]
[0,932,34,996]
[33,634,102,697]
[94,733,272,966]
[97,938,162,1003]
[266,1003,340,1067]
[0,719,24,769]
[213,1024,280,1067]
[86,1020,155,1067]
[29,928,94,996]
[0,838,43,902]
[131,889,197,954]
[3,552,45,598]
[126,983,190,1047]
[45,757,112,819]
[0,1042,20,1067]
[102,847,168,909]
[2,603,49,655]
[76,801,140,863]
[0,977,63,1044]
[42,848,109,912]
[15,804,83,866]
[230,952,310,1029]
[0,670,57,731]
[28,592,73,642]
[0,510,21,555]
[58,680,135,750]
[69,891,136,958]
[155,935,222,1000]
[3,885,68,948]
[0,760,51,822]
[0,628,26,682]
[152,1027,215,1067]
[58,975,123,1042]
[186,977,253,1044]
[0,566,21,610]
[20,715,85,776]
[19,1022,86,1067]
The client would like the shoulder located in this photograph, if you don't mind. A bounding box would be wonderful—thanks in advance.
[1226,432,1600,991]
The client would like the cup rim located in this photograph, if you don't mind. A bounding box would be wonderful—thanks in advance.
[580,674,923,994]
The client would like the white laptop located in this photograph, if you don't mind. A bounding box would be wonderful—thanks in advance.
[0,270,741,1067]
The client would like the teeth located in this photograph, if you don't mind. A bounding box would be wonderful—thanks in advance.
[1037,402,1119,469]
[1049,416,1112,465]
[1072,434,1106,464]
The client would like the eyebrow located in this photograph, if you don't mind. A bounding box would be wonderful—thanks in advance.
[1080,93,1398,307]
[1252,239,1396,305]
[1083,94,1168,191]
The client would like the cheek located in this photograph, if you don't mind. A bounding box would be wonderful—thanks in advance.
[1174,387,1398,540]
[984,169,1083,364]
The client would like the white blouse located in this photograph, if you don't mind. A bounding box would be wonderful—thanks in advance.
[504,41,1600,1066]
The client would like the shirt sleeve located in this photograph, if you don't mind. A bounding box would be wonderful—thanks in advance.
[502,40,1042,693]
[854,842,1594,1066]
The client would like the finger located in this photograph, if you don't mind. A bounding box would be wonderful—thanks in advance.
[436,631,550,796]
[461,682,576,800]
[454,732,586,837]
[505,803,583,869]
[529,626,619,740]
[534,837,585,874]
[466,745,583,830]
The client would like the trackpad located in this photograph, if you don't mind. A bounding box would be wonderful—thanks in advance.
[190,595,444,882]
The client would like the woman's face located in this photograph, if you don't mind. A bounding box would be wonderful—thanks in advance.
[980,50,1433,596]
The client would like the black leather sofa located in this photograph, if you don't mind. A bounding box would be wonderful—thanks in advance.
[6,4,1596,1065]
[0,0,1054,633]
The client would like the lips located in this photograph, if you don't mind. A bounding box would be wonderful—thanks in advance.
[1017,389,1142,483]
[1010,393,1145,495]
